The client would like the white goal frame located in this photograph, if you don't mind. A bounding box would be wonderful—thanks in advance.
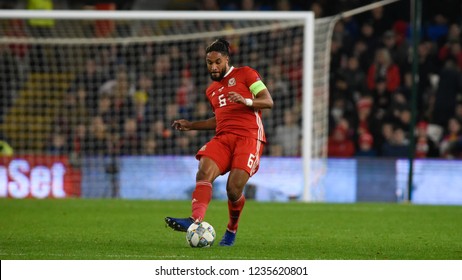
[0,10,315,201]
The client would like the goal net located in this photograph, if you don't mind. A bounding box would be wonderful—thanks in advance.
[0,10,321,200]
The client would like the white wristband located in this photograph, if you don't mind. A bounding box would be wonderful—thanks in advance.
[245,98,253,107]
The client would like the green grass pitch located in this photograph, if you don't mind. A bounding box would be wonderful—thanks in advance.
[1,199,461,260]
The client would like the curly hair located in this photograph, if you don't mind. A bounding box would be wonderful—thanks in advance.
[205,38,230,56]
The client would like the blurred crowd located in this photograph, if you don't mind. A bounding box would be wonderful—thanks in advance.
[326,1,462,159]
[1,0,462,160]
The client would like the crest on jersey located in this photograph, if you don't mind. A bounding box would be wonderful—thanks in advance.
[228,78,236,87]
[200,145,207,151]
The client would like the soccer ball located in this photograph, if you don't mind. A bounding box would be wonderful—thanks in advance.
[186,221,216,248]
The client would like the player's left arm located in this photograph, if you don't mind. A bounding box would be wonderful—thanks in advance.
[227,87,273,110]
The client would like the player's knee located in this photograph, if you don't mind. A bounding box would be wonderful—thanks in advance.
[226,191,241,202]
[226,184,244,202]
[196,168,208,181]
[196,158,221,181]
[196,168,217,182]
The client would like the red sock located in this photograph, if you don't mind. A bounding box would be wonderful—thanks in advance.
[191,180,212,222]
[227,195,246,233]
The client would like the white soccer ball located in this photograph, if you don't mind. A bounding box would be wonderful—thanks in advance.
[186,221,216,248]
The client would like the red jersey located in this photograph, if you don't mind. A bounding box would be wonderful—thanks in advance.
[205,66,266,143]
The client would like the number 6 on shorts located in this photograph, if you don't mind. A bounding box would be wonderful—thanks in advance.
[247,153,256,168]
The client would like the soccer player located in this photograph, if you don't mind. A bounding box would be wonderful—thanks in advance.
[165,38,273,246]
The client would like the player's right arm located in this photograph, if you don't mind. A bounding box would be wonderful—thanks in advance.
[172,117,216,131]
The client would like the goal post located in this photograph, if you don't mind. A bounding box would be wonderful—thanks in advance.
[0,10,321,200]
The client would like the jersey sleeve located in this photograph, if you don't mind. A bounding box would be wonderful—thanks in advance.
[244,67,267,97]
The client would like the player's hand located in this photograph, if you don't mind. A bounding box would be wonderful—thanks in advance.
[172,119,192,131]
[228,91,245,104]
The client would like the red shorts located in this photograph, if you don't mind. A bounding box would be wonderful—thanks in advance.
[195,133,265,176]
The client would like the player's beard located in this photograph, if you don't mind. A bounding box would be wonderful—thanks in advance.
[209,68,226,81]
